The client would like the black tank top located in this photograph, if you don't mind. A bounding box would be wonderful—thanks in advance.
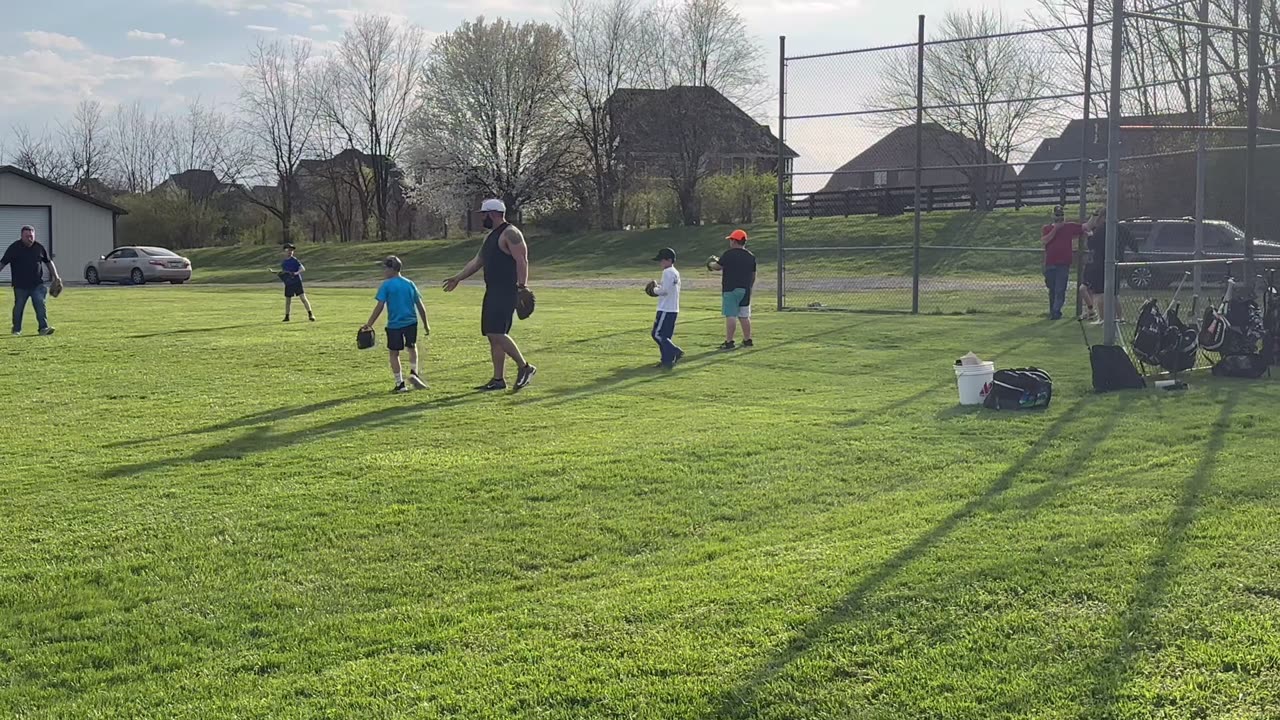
[482,222,518,291]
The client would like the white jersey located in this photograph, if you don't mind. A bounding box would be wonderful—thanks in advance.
[655,266,680,313]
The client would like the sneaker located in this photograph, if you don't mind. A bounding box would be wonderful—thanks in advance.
[742,339,754,348]
[11,331,20,337]
[39,327,54,336]
[283,317,290,323]
[392,382,410,394]
[308,315,316,322]
[719,341,737,351]
[673,350,685,365]
[408,373,428,389]
[514,364,537,391]
[476,379,507,392]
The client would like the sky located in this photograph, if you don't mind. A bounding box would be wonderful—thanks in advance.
[0,0,1044,189]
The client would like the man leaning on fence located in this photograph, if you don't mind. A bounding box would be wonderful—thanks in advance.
[1041,205,1086,321]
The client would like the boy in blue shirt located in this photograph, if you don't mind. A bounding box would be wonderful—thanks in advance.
[361,256,430,393]
[280,243,315,322]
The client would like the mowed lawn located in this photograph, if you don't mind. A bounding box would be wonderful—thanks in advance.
[2,284,1279,719]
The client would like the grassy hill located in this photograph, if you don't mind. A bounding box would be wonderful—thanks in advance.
[184,210,1051,284]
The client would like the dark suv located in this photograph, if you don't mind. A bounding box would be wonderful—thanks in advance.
[1117,217,1280,290]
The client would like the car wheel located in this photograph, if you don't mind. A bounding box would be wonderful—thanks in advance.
[1127,267,1156,291]
[85,267,100,285]
[130,268,146,285]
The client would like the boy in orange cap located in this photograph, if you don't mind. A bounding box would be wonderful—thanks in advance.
[707,228,756,350]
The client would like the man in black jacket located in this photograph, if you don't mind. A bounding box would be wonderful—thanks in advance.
[0,225,61,336]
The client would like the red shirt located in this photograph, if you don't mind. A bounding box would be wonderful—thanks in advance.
[1042,222,1084,266]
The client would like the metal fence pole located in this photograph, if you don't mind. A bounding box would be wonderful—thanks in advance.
[1194,0,1209,302]
[776,35,787,312]
[1103,0,1124,346]
[1245,0,1261,282]
[912,15,925,314]
[1075,0,1097,319]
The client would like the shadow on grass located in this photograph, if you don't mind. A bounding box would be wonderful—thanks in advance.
[122,323,261,340]
[101,390,485,478]
[711,391,1121,718]
[1085,388,1240,714]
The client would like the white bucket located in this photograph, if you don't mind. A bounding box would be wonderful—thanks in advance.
[954,361,995,405]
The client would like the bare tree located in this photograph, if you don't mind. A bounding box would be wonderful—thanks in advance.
[415,17,575,217]
[111,101,169,194]
[58,99,111,190]
[560,0,646,228]
[319,14,426,242]
[640,0,766,110]
[237,38,319,245]
[10,124,75,184]
[881,10,1053,209]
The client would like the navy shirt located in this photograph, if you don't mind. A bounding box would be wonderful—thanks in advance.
[282,257,302,275]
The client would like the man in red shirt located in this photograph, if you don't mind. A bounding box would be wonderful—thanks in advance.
[1041,205,1086,320]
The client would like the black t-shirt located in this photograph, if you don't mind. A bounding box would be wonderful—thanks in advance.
[719,247,757,292]
[1087,226,1129,265]
[2,240,51,290]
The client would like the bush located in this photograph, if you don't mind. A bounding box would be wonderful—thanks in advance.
[117,192,229,249]
[620,172,777,228]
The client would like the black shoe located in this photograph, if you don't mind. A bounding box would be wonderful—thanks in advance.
[283,316,290,323]
[514,364,537,391]
[477,379,507,392]
[742,339,753,348]
[392,382,410,394]
[408,373,428,390]
[308,315,316,322]
[39,327,55,336]
[673,350,685,364]
[719,341,737,351]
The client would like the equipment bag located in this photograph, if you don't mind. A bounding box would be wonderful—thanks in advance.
[984,368,1054,410]
[1200,306,1229,353]
[1133,298,1168,367]
[1160,304,1199,373]
[1090,345,1147,392]
[1212,353,1269,379]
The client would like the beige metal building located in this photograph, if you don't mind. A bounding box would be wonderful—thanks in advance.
[0,166,126,284]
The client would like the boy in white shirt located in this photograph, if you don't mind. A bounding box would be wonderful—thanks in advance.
[650,247,683,369]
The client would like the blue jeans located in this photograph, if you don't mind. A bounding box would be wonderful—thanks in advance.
[1043,265,1070,319]
[13,284,49,333]
[652,311,682,365]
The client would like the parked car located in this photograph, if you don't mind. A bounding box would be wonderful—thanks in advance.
[1117,217,1280,290]
[84,246,192,285]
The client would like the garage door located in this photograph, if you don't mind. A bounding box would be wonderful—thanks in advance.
[0,206,52,284]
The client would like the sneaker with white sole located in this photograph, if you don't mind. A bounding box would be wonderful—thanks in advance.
[39,327,55,336]
[408,373,428,389]
[514,364,537,391]
[392,382,410,394]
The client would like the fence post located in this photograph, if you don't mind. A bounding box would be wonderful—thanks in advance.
[777,35,787,312]
[1193,0,1208,302]
[912,14,925,315]
[1075,0,1095,326]
[1245,0,1260,281]
[1103,0,1124,345]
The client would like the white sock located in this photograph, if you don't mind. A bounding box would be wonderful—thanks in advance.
[394,372,403,384]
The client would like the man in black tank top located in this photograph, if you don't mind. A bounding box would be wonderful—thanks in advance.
[443,198,537,391]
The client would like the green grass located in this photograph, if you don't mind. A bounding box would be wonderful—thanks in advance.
[3,285,1279,718]
[183,210,1050,284]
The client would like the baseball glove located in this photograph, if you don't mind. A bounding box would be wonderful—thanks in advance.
[516,286,536,320]
[645,280,658,297]
[357,327,376,350]
[49,278,64,298]
[706,255,720,272]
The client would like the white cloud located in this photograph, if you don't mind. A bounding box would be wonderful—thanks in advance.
[170,38,186,47]
[309,24,330,33]
[281,1,314,18]
[128,30,167,41]
[21,31,87,53]
[246,24,279,33]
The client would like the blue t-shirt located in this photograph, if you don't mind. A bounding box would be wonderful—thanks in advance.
[375,276,421,330]
[282,257,302,275]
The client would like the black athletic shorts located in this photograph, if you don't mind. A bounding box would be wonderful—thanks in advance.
[1083,263,1106,293]
[284,279,305,298]
[481,290,516,336]
[386,323,418,351]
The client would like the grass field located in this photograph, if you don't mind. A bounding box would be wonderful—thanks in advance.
[3,284,1279,719]
[182,211,1049,284]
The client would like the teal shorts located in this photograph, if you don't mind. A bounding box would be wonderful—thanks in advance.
[721,289,751,318]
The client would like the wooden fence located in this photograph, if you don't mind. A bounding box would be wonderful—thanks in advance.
[779,178,1084,220]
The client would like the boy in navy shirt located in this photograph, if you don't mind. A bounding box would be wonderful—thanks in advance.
[281,243,315,322]
[361,256,430,393]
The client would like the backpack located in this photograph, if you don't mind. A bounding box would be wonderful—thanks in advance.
[1212,353,1269,379]
[1224,296,1264,355]
[1264,284,1280,364]
[1133,298,1168,367]
[1200,306,1229,353]
[984,368,1054,410]
[1160,304,1199,373]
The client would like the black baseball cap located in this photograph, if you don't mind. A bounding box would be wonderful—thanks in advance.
[382,255,403,271]
[653,247,676,262]
[282,243,296,250]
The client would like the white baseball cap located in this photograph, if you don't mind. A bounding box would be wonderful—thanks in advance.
[480,198,506,213]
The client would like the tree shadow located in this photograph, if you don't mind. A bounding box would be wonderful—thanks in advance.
[122,323,261,340]
[710,393,1114,718]
[1084,388,1240,714]
[101,390,484,479]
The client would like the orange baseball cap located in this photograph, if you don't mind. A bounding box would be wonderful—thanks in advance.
[726,229,749,242]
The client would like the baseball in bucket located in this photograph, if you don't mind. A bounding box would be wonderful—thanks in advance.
[954,353,995,406]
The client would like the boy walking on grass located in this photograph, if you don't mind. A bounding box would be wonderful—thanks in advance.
[650,247,684,369]
[281,243,315,323]
[707,228,756,350]
[362,256,430,393]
